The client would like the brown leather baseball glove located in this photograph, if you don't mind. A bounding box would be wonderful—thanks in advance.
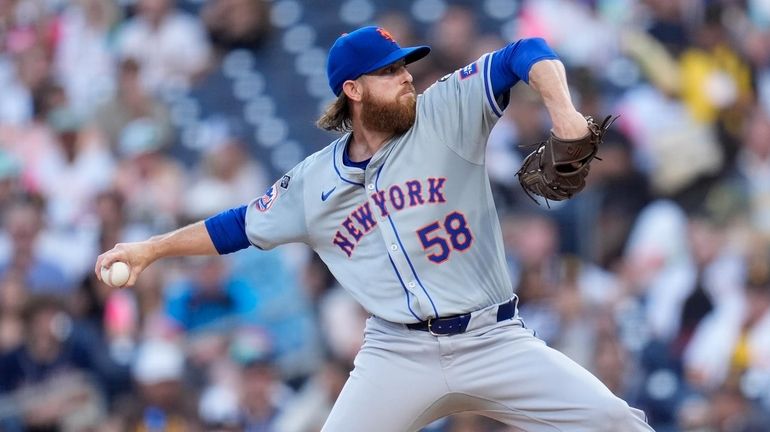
[516,115,618,204]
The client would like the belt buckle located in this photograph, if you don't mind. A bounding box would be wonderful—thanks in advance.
[427,318,441,336]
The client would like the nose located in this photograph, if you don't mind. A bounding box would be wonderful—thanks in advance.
[398,65,413,83]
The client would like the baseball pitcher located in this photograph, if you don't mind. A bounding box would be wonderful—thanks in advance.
[96,26,654,431]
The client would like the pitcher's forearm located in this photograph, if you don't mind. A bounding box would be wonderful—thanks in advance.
[528,60,586,139]
[528,60,574,115]
[148,221,219,260]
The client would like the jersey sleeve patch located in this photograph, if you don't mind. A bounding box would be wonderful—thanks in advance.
[255,184,279,212]
[459,62,478,80]
[280,175,291,189]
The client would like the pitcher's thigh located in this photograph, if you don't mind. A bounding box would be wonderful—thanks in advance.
[321,335,449,431]
[455,324,654,432]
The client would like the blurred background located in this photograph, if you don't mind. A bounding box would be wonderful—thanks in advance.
[0,0,769,431]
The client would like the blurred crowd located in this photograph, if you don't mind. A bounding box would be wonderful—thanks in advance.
[0,0,770,431]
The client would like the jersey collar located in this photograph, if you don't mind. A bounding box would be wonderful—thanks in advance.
[333,134,365,186]
[332,129,407,187]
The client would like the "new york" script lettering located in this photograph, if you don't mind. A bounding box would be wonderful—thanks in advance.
[333,177,447,257]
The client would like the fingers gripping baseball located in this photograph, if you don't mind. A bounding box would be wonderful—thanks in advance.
[516,115,618,204]
[95,242,154,288]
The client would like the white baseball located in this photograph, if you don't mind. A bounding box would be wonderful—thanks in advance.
[101,261,131,287]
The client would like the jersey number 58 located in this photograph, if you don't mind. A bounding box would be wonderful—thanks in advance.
[416,212,474,264]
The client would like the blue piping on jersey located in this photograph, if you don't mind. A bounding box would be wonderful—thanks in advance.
[388,253,421,321]
[333,137,365,187]
[375,165,439,319]
[484,55,503,118]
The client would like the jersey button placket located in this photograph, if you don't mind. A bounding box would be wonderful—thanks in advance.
[367,166,428,317]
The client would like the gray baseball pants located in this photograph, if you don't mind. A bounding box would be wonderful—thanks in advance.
[322,313,654,431]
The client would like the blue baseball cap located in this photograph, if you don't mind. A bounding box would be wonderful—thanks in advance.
[327,26,431,96]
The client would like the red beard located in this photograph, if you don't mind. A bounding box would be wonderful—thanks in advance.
[360,87,417,135]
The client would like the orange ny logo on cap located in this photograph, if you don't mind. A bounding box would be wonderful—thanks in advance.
[377,27,396,43]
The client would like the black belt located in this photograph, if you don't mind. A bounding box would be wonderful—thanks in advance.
[406,299,516,336]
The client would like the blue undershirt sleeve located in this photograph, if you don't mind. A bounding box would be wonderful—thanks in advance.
[490,38,559,99]
[204,205,251,254]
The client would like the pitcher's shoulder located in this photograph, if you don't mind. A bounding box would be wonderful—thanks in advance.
[292,135,348,178]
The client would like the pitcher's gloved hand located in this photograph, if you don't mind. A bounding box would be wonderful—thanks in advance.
[516,115,618,204]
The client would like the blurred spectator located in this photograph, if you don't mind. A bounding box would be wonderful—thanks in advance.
[622,200,691,298]
[53,0,120,118]
[0,82,115,230]
[504,211,620,367]
[410,5,478,92]
[94,57,173,155]
[674,209,744,348]
[642,0,689,58]
[591,319,635,398]
[0,295,108,431]
[198,384,241,431]
[230,247,323,382]
[684,246,770,392]
[301,253,365,363]
[36,105,115,228]
[0,81,65,194]
[0,195,73,295]
[201,0,271,55]
[111,338,201,431]
[569,128,652,268]
[616,82,724,197]
[0,41,52,125]
[503,211,561,342]
[620,197,749,426]
[624,198,745,347]
[727,108,770,237]
[183,137,268,220]
[616,196,689,432]
[678,4,753,127]
[236,353,291,432]
[115,0,212,94]
[273,357,350,432]
[426,6,479,72]
[516,0,617,70]
[317,280,367,363]
[114,118,186,232]
[163,255,258,332]
[228,325,273,375]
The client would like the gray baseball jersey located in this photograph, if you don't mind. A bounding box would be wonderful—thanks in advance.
[245,53,510,323]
